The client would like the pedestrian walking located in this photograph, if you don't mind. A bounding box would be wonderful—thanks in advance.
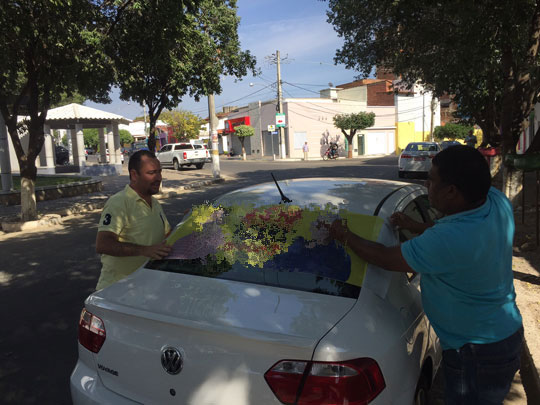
[329,145,522,404]
[94,150,172,290]
[303,141,309,160]
[465,129,477,148]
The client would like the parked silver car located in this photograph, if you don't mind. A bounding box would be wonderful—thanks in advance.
[398,142,441,178]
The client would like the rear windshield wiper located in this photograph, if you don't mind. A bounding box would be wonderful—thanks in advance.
[271,173,292,204]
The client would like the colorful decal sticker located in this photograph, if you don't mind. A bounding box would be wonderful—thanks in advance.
[165,203,383,287]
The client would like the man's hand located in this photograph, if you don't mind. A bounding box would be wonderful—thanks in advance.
[96,231,172,258]
[329,218,414,273]
[390,212,415,230]
[329,219,350,244]
[390,212,433,235]
[141,241,172,259]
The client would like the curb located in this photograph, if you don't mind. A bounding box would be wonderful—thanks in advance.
[0,177,226,234]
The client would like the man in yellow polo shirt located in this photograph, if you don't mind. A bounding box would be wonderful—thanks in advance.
[95,150,172,290]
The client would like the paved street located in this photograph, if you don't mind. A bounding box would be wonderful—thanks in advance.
[0,155,533,404]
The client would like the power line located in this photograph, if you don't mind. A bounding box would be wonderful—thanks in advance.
[189,84,275,116]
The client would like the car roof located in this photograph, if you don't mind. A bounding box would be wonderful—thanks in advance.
[215,178,422,217]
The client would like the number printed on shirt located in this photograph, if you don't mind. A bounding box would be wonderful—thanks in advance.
[103,214,112,225]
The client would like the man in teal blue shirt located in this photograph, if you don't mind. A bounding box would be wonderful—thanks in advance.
[330,145,522,404]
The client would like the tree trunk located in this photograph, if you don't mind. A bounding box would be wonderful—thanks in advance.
[240,139,246,160]
[20,176,37,222]
[489,154,503,178]
[346,135,353,158]
[503,165,523,206]
[148,115,157,153]
[3,118,41,221]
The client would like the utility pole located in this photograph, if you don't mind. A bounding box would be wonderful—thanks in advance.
[422,90,425,140]
[266,50,289,159]
[276,50,286,159]
[430,95,437,142]
[143,100,148,138]
[208,94,220,178]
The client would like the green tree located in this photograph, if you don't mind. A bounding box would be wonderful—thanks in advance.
[111,0,257,153]
[433,124,473,141]
[327,0,540,201]
[234,124,254,160]
[333,112,375,158]
[0,0,112,220]
[119,129,134,146]
[160,110,205,141]
[83,128,99,150]
[51,92,87,108]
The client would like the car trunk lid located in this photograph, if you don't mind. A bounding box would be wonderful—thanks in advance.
[87,270,356,404]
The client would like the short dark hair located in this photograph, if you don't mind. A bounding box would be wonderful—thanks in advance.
[128,150,157,177]
[432,145,491,203]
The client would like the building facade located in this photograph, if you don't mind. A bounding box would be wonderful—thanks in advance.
[221,76,439,159]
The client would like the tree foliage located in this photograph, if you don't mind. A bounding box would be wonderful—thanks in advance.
[0,0,113,220]
[51,92,87,108]
[119,129,134,146]
[111,0,257,152]
[333,112,375,158]
[83,128,99,150]
[327,0,540,198]
[234,124,254,159]
[160,109,205,141]
[433,123,473,141]
[0,0,256,220]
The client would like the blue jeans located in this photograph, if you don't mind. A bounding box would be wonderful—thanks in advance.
[442,327,523,405]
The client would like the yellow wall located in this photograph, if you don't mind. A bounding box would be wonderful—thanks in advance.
[396,123,484,154]
[395,122,430,155]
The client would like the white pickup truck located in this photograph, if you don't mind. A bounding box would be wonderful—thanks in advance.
[156,143,209,170]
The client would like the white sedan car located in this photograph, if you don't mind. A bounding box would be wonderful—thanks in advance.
[398,142,441,178]
[71,178,441,405]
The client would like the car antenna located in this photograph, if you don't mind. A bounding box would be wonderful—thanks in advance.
[271,173,292,204]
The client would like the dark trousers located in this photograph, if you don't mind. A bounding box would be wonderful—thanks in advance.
[442,327,523,405]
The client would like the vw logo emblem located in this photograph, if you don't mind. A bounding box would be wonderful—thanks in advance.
[161,346,184,375]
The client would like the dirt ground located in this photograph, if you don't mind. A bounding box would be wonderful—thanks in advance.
[502,171,540,404]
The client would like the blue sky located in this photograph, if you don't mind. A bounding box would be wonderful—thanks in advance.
[86,0,361,120]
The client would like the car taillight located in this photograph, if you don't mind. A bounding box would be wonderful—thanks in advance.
[265,358,385,405]
[78,308,106,353]
[400,154,413,159]
[183,152,187,159]
[206,150,209,157]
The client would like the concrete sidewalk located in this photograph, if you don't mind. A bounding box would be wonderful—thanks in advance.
[0,166,230,233]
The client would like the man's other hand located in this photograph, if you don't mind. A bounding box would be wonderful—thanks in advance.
[329,219,350,244]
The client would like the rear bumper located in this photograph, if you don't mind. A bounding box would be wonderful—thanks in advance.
[70,359,138,405]
[184,158,206,164]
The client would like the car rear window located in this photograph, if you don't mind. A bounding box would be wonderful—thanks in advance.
[174,144,193,150]
[406,143,438,152]
[146,204,382,298]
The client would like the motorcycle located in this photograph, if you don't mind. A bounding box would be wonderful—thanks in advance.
[322,144,339,160]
